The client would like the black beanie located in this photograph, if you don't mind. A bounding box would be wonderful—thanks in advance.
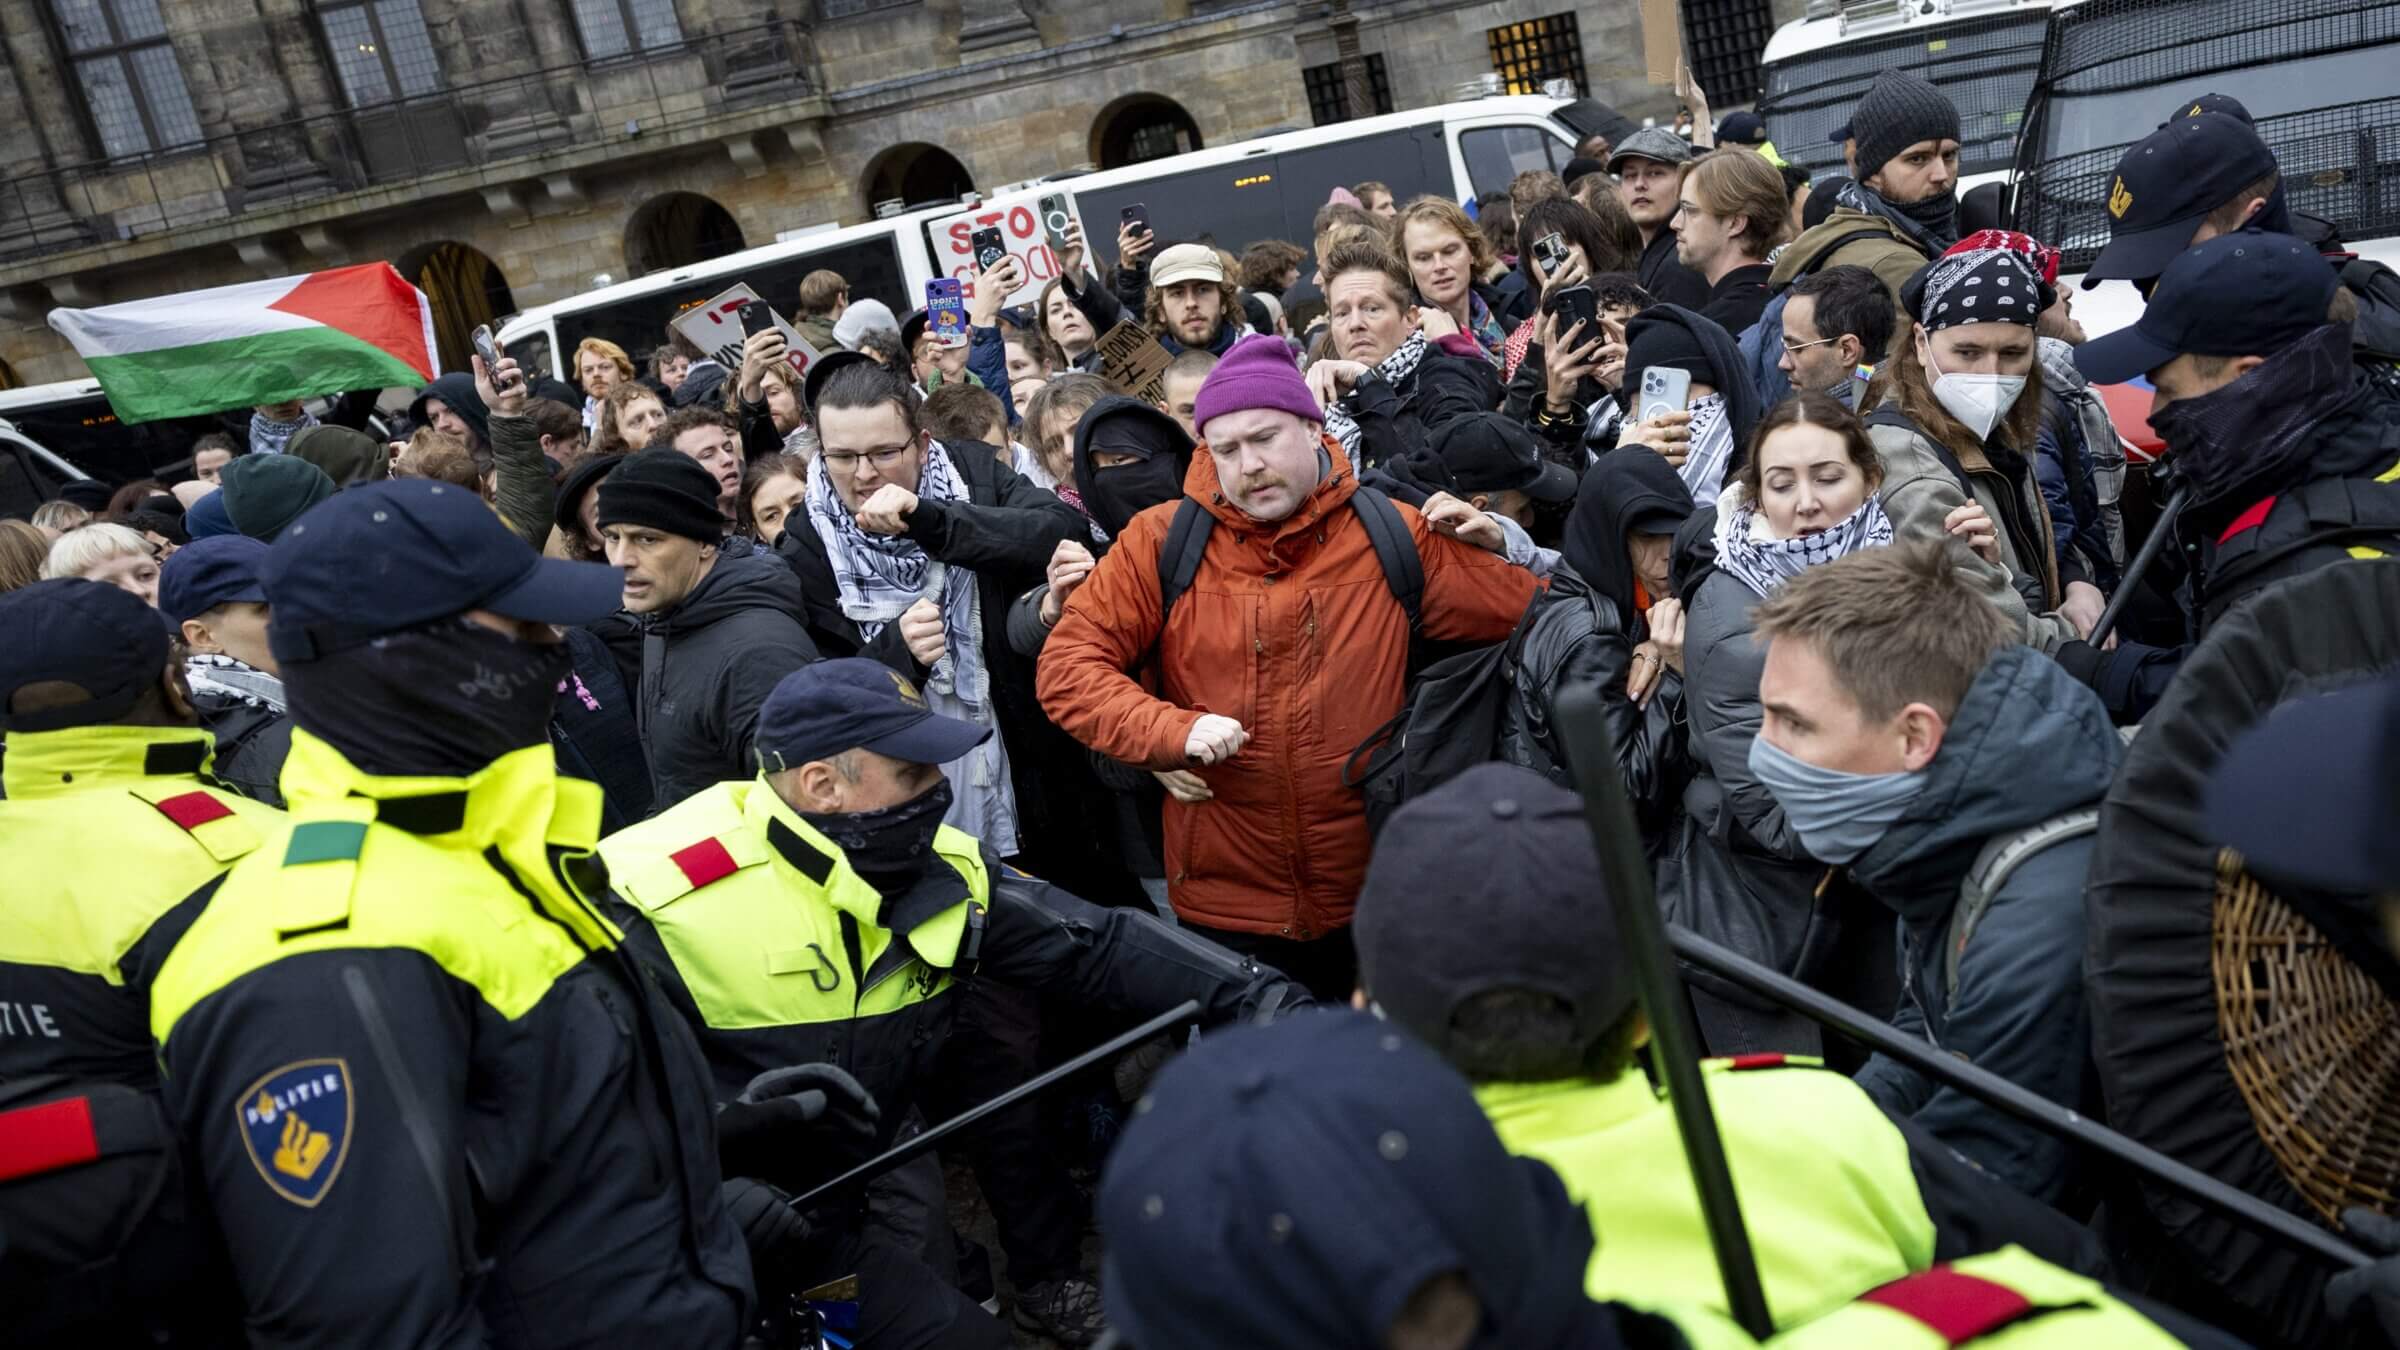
[556,453,625,536]
[594,449,723,543]
[1850,71,1960,185]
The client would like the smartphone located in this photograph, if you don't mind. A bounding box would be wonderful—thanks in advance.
[1120,202,1151,238]
[738,300,774,339]
[1638,365,1693,423]
[971,226,1008,273]
[469,324,520,392]
[1532,231,1569,274]
[1039,193,1074,250]
[925,277,967,345]
[1544,282,1598,336]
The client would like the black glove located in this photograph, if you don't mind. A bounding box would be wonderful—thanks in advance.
[2327,1208,2400,1346]
[723,1177,811,1255]
[716,1062,883,1194]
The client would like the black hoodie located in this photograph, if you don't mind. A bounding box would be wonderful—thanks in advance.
[1620,304,1762,472]
[1072,395,1194,541]
[407,372,491,450]
[607,539,820,813]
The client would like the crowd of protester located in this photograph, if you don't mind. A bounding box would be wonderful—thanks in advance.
[8,65,2400,1350]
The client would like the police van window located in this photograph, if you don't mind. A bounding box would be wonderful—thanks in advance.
[1460,124,1570,201]
[1073,163,1288,282]
[558,236,909,366]
[511,328,555,386]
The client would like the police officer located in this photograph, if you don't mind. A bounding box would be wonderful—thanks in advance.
[0,577,281,1346]
[147,480,758,1346]
[596,657,1310,1348]
[1351,764,2111,1334]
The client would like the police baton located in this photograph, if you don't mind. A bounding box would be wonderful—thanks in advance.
[1666,924,2372,1271]
[2087,481,2194,650]
[1554,687,1777,1339]
[788,999,1203,1212]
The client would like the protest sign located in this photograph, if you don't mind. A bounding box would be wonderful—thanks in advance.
[670,283,822,387]
[929,192,1088,309]
[1094,320,1170,404]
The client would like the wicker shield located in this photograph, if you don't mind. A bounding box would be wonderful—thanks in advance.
[2087,560,2400,1347]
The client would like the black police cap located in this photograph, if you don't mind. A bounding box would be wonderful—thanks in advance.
[2081,113,2278,288]
[262,478,622,664]
[0,578,172,733]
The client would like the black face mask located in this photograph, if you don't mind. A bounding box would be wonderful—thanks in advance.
[2149,323,2355,511]
[283,617,569,779]
[1085,456,1184,538]
[803,779,953,896]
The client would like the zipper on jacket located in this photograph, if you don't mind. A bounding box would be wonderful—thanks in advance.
[344,964,488,1284]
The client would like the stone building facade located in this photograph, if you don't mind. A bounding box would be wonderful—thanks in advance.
[0,0,1720,385]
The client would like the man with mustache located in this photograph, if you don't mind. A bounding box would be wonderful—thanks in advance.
[1037,335,1538,1000]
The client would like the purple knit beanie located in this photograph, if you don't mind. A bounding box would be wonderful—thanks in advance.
[1192,334,1323,440]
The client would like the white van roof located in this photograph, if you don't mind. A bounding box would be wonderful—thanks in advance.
[1762,0,2059,66]
[0,378,106,415]
[498,208,962,339]
[499,95,1571,339]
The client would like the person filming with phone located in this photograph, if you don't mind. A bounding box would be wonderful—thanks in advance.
[1614,305,1762,503]
[1051,206,1250,357]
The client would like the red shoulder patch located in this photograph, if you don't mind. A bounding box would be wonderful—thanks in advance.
[1723,1053,1788,1071]
[669,838,739,891]
[153,791,235,832]
[2218,495,2278,545]
[1859,1266,2036,1343]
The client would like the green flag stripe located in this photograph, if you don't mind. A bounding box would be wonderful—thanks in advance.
[83,325,431,424]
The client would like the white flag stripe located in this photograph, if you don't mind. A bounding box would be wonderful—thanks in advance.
[48,273,317,357]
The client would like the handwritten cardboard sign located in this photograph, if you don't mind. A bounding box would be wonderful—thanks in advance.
[1094,320,1170,404]
[669,283,824,388]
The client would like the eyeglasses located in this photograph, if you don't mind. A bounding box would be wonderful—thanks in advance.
[1780,335,1839,356]
[820,443,915,473]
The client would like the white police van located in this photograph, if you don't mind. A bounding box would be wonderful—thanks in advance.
[499,95,1598,380]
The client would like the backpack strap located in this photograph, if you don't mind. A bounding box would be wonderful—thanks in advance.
[1784,228,1907,289]
[1348,485,1423,630]
[1945,807,2102,1001]
[1154,496,1214,625]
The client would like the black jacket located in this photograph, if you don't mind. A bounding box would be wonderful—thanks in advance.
[1699,262,1774,337]
[1497,566,1681,843]
[1849,647,2124,1205]
[1343,338,1504,471]
[1636,228,1713,311]
[194,694,291,809]
[2058,379,2400,721]
[782,444,1119,891]
[601,540,821,812]
[151,745,750,1348]
[552,624,653,833]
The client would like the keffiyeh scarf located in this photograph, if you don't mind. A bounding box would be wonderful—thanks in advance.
[1679,393,1739,504]
[185,653,286,712]
[803,439,990,720]
[1322,329,1429,463]
[1712,482,1895,598]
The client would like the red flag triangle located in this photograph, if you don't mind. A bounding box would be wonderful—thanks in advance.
[265,263,435,381]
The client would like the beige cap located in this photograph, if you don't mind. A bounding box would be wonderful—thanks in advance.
[1150,243,1225,289]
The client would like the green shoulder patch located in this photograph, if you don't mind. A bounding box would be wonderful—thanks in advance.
[284,820,368,866]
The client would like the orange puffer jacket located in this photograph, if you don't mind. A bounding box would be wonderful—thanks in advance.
[1035,439,1537,938]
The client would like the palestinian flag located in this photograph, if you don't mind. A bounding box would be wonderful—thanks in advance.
[48,262,439,424]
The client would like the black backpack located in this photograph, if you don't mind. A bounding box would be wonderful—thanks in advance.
[1155,486,1458,835]
[1340,595,1548,836]
[1155,485,1422,624]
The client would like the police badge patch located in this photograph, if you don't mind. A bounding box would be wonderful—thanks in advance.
[237,1058,354,1207]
